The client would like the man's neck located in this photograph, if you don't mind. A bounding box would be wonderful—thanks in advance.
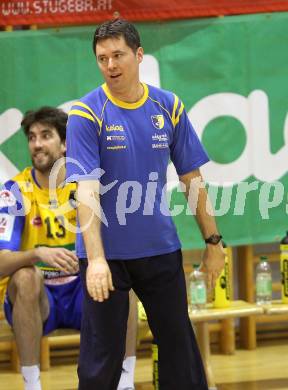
[109,82,144,103]
[34,165,66,189]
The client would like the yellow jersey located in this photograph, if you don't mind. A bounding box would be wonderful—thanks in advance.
[0,167,77,301]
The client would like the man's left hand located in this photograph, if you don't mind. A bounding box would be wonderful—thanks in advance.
[201,244,225,291]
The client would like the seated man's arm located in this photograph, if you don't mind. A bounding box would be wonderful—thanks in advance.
[0,248,39,277]
[0,247,78,277]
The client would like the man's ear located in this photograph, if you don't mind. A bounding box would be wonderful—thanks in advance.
[137,47,144,64]
[61,140,66,155]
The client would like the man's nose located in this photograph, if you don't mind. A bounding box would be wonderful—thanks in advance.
[107,57,116,70]
[34,137,43,148]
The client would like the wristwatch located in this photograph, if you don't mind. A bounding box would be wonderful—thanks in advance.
[204,234,222,245]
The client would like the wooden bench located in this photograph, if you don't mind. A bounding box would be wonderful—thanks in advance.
[0,312,151,372]
[190,300,263,388]
[237,245,288,349]
[0,310,80,371]
[137,300,263,389]
[262,300,288,315]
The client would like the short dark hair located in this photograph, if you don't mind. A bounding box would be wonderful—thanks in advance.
[92,19,141,55]
[21,106,67,142]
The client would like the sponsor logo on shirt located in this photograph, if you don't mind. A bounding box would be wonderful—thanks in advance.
[31,216,42,227]
[107,135,126,141]
[0,214,15,241]
[151,115,164,130]
[107,145,127,150]
[152,143,169,149]
[152,133,168,142]
[0,190,16,207]
[105,124,124,132]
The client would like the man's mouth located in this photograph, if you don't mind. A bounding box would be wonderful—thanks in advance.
[34,152,46,158]
[110,73,121,79]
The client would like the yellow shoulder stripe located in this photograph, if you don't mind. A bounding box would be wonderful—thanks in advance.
[174,102,184,126]
[98,99,108,136]
[69,109,95,123]
[73,101,101,127]
[172,94,179,127]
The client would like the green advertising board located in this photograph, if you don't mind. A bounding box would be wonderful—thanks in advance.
[0,12,287,248]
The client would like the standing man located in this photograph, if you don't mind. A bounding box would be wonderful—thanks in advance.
[0,106,137,390]
[66,19,225,390]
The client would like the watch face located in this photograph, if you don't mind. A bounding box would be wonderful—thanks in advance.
[206,234,222,244]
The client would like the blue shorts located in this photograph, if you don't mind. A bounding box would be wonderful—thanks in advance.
[4,275,83,335]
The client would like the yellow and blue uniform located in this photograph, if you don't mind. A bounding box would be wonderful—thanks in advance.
[0,167,82,334]
[66,83,209,389]
[66,83,209,260]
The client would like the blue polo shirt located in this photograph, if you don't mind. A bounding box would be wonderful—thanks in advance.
[66,83,209,259]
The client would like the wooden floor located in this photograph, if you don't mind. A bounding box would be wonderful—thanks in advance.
[0,341,288,389]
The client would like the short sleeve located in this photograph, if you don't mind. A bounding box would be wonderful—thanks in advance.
[170,99,209,175]
[0,181,25,251]
[66,109,102,183]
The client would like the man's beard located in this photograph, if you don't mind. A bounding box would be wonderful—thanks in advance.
[32,154,56,174]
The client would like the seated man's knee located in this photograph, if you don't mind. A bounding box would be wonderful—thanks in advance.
[8,267,43,303]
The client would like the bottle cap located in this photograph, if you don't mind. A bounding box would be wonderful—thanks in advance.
[193,263,200,269]
[260,255,268,262]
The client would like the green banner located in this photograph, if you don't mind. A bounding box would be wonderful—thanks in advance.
[0,12,287,248]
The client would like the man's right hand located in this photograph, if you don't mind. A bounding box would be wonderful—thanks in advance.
[86,259,114,302]
[34,247,79,274]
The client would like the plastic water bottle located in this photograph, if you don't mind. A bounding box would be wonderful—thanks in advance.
[189,264,207,311]
[256,256,272,305]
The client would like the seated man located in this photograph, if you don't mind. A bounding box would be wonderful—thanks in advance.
[0,107,137,390]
